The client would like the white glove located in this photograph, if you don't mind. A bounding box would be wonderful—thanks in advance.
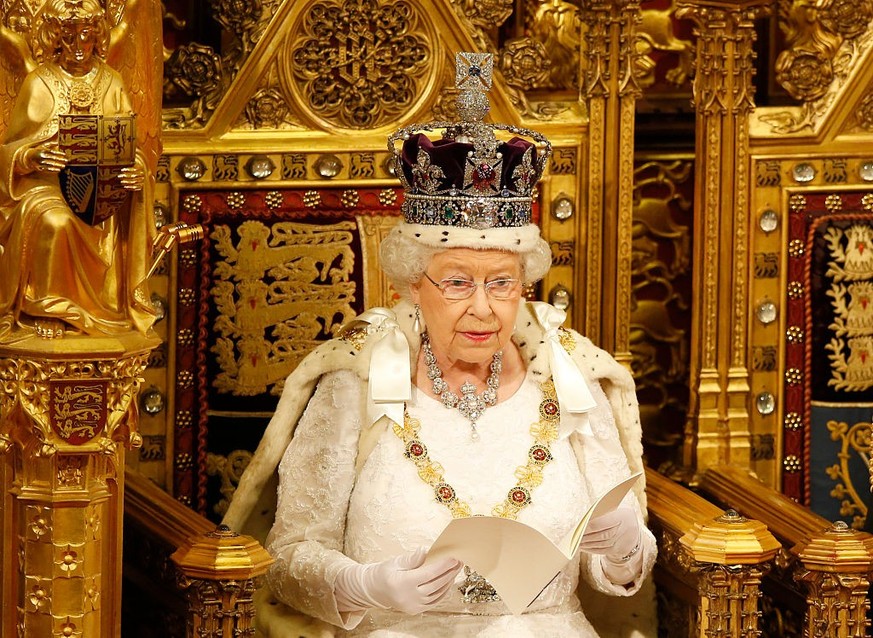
[335,548,463,615]
[578,506,641,561]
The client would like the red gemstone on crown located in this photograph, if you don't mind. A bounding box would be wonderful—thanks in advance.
[472,163,495,191]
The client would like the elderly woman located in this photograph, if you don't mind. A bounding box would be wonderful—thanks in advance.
[223,53,655,637]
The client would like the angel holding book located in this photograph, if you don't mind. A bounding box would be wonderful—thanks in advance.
[0,0,160,340]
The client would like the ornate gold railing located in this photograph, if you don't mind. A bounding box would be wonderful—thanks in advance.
[699,465,873,638]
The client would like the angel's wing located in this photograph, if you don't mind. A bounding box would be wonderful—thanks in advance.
[0,5,39,142]
[108,0,163,175]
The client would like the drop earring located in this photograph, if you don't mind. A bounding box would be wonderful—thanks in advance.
[413,303,421,333]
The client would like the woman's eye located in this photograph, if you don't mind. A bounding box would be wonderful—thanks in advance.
[444,279,472,288]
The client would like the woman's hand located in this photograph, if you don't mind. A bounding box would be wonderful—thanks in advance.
[20,145,66,174]
[118,166,144,191]
[578,506,641,562]
[335,547,463,614]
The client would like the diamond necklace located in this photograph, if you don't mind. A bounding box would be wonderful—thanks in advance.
[421,332,502,441]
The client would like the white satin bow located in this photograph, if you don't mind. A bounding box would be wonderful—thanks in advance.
[351,308,411,427]
[530,302,597,435]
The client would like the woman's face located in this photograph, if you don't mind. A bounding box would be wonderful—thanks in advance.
[411,248,523,367]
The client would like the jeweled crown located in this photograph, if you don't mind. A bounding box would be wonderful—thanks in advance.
[388,52,551,230]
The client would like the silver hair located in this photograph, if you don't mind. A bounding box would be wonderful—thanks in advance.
[379,226,552,298]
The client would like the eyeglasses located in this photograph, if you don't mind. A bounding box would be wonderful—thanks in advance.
[423,272,522,300]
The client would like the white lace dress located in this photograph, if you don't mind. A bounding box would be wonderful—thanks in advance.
[265,369,655,637]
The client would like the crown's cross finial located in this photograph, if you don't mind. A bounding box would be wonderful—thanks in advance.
[455,52,493,123]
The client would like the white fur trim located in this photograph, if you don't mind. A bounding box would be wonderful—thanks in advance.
[393,221,543,252]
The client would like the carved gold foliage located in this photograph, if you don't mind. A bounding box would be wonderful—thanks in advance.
[206,450,252,517]
[659,527,698,576]
[455,0,513,27]
[825,419,871,529]
[210,220,357,396]
[795,568,872,638]
[283,0,433,130]
[693,563,769,638]
[212,0,282,67]
[855,91,873,132]
[774,0,872,102]
[760,1,873,134]
[176,575,263,638]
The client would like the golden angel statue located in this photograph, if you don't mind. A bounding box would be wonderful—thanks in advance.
[0,0,163,341]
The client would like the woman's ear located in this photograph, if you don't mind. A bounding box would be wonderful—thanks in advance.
[409,280,421,304]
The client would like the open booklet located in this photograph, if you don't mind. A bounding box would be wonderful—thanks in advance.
[425,471,643,614]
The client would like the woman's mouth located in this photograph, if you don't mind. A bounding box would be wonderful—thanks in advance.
[461,331,494,342]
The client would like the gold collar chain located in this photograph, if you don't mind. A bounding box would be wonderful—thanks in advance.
[393,378,560,520]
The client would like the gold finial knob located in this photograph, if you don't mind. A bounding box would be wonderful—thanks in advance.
[716,509,748,524]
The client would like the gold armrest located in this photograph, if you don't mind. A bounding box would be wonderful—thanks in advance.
[125,468,272,638]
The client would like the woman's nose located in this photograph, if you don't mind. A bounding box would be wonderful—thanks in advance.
[467,285,493,317]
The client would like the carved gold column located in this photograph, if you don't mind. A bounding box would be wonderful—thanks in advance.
[171,525,274,638]
[582,0,641,363]
[794,522,873,638]
[0,334,158,637]
[681,509,781,637]
[676,0,770,474]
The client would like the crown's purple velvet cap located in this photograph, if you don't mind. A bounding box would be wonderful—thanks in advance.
[400,133,540,195]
